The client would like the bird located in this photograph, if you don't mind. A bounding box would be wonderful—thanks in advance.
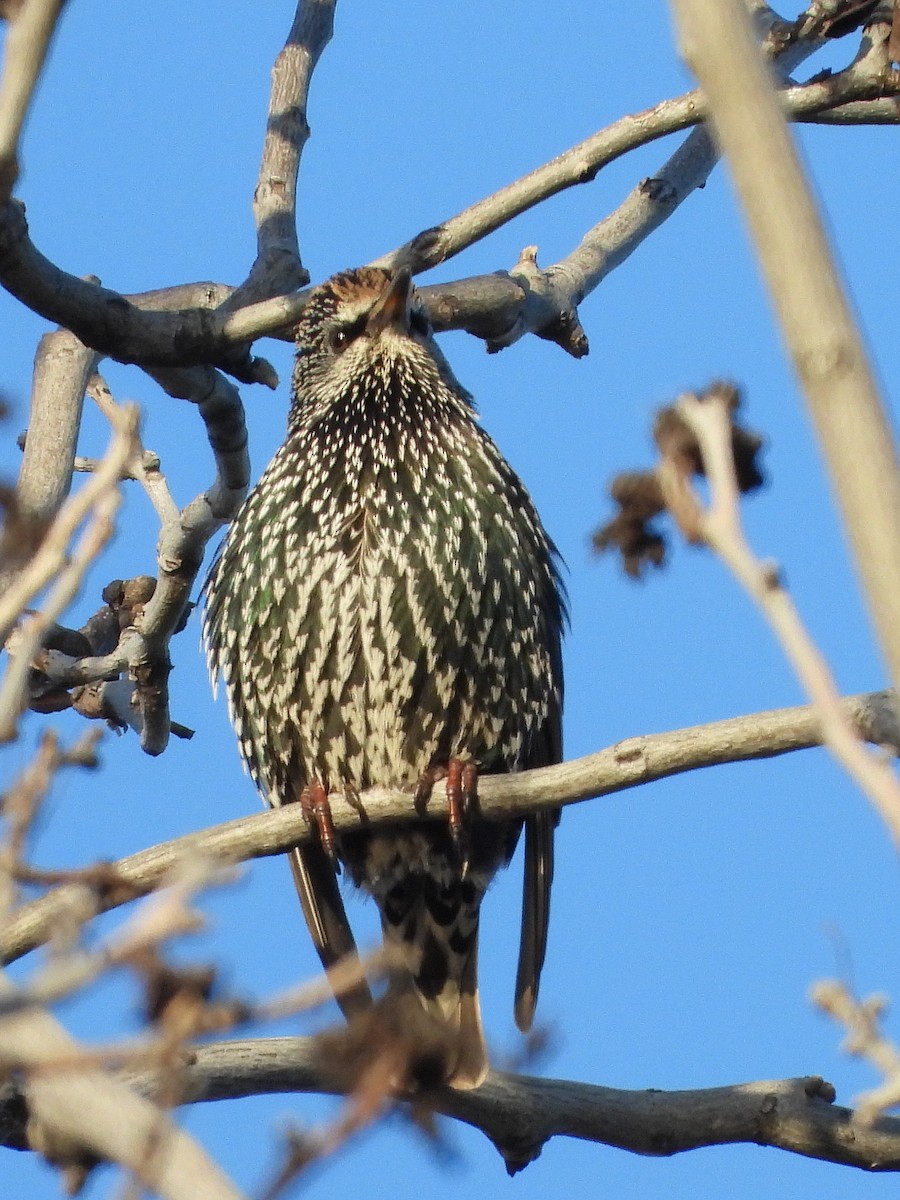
[202,266,565,1088]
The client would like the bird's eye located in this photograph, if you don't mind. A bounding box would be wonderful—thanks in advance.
[327,316,366,355]
[327,326,351,354]
[409,308,431,337]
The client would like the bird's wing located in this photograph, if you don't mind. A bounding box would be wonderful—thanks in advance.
[514,703,563,1033]
[289,844,373,1018]
[514,809,556,1032]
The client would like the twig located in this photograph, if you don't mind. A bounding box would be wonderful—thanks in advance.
[0,969,248,1199]
[2,689,896,965]
[257,1057,397,1200]
[0,0,66,198]
[253,946,395,1023]
[0,728,100,923]
[70,452,159,483]
[0,407,139,741]
[88,374,178,525]
[813,980,900,1122]
[669,387,900,849]
[0,865,215,1018]
[671,0,900,701]
[0,405,137,643]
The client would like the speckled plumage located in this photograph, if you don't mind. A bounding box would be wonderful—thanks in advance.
[203,267,564,1087]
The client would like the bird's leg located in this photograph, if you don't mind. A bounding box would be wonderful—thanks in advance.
[300,780,340,868]
[448,759,479,841]
[445,758,465,846]
[414,758,479,866]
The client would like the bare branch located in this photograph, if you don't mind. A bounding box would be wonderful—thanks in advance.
[671,0,900,700]
[666,386,900,849]
[0,208,273,381]
[0,0,66,198]
[373,90,707,278]
[813,980,900,1121]
[3,689,895,965]
[0,856,227,1019]
[0,971,248,1198]
[27,370,249,752]
[1,18,897,367]
[235,0,336,301]
[0,406,139,739]
[475,17,900,352]
[121,366,248,754]
[36,1037,900,1175]
[374,16,856,283]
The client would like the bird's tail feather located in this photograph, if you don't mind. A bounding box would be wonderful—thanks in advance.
[382,919,488,1090]
[288,846,373,1019]
[342,826,499,1089]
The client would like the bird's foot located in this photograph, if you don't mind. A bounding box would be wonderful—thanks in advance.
[414,758,479,869]
[342,779,366,818]
[446,759,479,846]
[299,780,340,868]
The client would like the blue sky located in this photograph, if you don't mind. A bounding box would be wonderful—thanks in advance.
[2,3,900,1197]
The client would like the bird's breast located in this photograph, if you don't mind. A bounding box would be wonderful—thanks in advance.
[220,420,555,803]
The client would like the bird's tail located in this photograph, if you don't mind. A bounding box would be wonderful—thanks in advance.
[348,825,495,1090]
[381,909,488,1090]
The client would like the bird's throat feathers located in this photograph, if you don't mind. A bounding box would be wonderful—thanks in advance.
[289,268,477,440]
[291,341,476,439]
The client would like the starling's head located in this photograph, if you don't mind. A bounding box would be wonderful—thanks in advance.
[290,267,473,424]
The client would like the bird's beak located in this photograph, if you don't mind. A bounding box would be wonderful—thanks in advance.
[366,268,413,337]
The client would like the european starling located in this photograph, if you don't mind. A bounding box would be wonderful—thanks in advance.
[203,267,565,1088]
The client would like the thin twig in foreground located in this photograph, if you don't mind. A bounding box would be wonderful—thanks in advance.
[0,968,247,1199]
[670,0,900,702]
[0,0,66,197]
[670,389,900,849]
[0,407,139,741]
[812,980,900,1123]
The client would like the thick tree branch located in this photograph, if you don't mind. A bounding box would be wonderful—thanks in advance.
[1,1037,892,1175]
[0,206,273,382]
[0,329,97,599]
[12,331,96,532]
[3,690,896,965]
